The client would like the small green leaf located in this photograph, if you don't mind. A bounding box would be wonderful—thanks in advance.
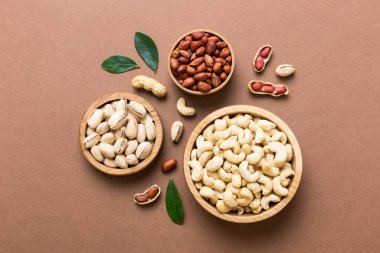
[101,55,139,74]
[165,178,184,225]
[134,32,159,72]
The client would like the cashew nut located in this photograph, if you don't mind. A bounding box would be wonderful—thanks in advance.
[203,124,216,144]
[223,161,232,172]
[262,161,280,177]
[196,141,213,157]
[198,151,213,167]
[227,115,250,128]
[177,97,195,116]
[213,146,224,158]
[238,129,253,145]
[239,161,260,183]
[194,181,203,190]
[213,128,231,141]
[253,123,265,144]
[261,194,281,210]
[191,149,197,160]
[235,206,245,215]
[247,182,261,193]
[218,168,232,182]
[205,156,224,171]
[258,174,273,195]
[280,163,294,187]
[273,176,289,196]
[196,135,205,147]
[229,125,244,140]
[213,179,226,191]
[268,131,287,144]
[199,186,218,204]
[257,119,276,131]
[215,119,227,131]
[241,144,252,154]
[216,200,232,213]
[285,143,293,161]
[246,145,264,164]
[219,138,240,153]
[188,160,203,181]
[202,169,215,187]
[231,165,242,188]
[224,150,246,164]
[268,142,287,167]
[249,198,261,210]
[252,206,263,214]
[236,187,254,206]
[223,189,238,208]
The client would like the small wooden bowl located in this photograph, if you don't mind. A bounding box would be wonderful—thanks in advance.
[168,29,235,96]
[79,92,163,176]
[183,105,302,223]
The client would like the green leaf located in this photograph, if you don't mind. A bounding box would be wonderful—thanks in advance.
[134,32,159,72]
[101,55,139,74]
[165,178,184,225]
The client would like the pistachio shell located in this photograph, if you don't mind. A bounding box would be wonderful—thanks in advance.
[104,158,118,168]
[115,154,128,169]
[98,143,116,159]
[275,64,295,77]
[96,122,109,135]
[145,119,156,141]
[135,142,153,160]
[83,133,100,148]
[127,101,147,119]
[125,117,138,139]
[87,109,104,129]
[104,104,116,118]
[171,121,184,143]
[114,126,126,140]
[90,145,104,162]
[125,140,139,155]
[115,99,127,112]
[86,127,96,136]
[113,138,128,154]
[108,111,127,130]
[100,132,115,144]
[126,154,139,166]
[137,124,147,143]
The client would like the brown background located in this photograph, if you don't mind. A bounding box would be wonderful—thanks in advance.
[1,0,379,252]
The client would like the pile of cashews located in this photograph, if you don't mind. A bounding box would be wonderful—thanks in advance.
[189,114,294,215]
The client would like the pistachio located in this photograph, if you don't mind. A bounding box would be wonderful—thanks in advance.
[104,158,118,168]
[125,116,138,139]
[113,137,128,154]
[137,124,147,143]
[171,121,184,143]
[98,143,116,159]
[86,127,96,136]
[275,64,295,77]
[126,154,139,166]
[87,109,104,129]
[96,122,109,135]
[83,133,100,148]
[90,145,104,162]
[128,101,147,119]
[145,119,156,141]
[103,104,116,118]
[108,111,127,130]
[114,126,126,140]
[115,99,127,112]
[115,154,128,169]
[100,132,115,144]
[136,142,153,160]
[125,140,139,155]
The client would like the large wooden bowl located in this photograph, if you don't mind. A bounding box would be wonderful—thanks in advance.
[183,105,302,223]
[168,29,235,96]
[79,92,163,176]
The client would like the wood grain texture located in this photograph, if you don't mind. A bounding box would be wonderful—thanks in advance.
[183,105,302,223]
[167,29,235,96]
[79,92,163,176]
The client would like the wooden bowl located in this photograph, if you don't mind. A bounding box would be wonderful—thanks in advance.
[183,105,302,223]
[79,92,163,176]
[168,29,235,96]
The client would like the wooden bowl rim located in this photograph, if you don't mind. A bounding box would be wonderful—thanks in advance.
[79,92,163,176]
[183,105,302,223]
[168,28,235,96]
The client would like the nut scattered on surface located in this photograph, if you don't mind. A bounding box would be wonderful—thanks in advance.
[253,45,272,72]
[248,80,289,97]
[189,113,294,215]
[134,184,161,205]
[83,99,156,169]
[161,159,177,172]
[275,64,295,77]
[131,75,167,97]
[171,121,184,143]
[177,97,196,116]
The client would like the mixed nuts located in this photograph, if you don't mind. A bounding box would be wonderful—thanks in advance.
[170,31,233,93]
